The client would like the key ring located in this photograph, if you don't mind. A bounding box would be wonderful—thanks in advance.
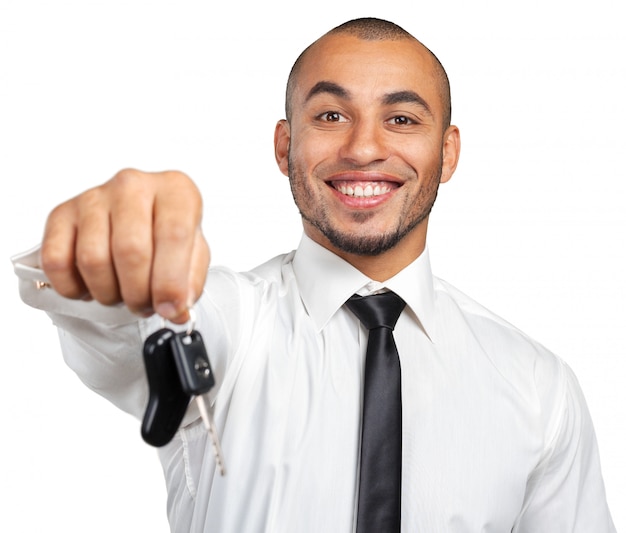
[159,307,196,336]
[185,307,197,336]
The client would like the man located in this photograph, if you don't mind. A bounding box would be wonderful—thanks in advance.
[13,17,615,532]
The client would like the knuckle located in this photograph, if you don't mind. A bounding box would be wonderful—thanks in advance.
[39,251,87,300]
[111,235,152,266]
[77,185,105,205]
[163,171,203,212]
[57,284,88,300]
[164,169,192,185]
[39,244,70,275]
[46,200,73,223]
[111,167,143,186]
[183,178,203,212]
[110,168,191,190]
[164,220,193,243]
[108,168,150,198]
[92,290,122,307]
[74,244,110,275]
[44,201,77,240]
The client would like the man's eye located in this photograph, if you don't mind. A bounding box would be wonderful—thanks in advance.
[319,111,344,122]
[390,115,413,126]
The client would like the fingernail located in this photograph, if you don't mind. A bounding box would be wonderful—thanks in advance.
[156,302,178,320]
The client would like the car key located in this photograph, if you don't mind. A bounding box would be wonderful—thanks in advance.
[141,328,191,447]
[170,328,226,475]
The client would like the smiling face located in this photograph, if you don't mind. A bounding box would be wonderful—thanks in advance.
[275,32,460,279]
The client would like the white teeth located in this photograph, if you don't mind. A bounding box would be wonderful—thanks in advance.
[337,184,391,197]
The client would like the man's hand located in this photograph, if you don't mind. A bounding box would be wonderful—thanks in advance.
[40,169,210,324]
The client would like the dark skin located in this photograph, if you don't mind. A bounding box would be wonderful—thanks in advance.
[40,33,460,322]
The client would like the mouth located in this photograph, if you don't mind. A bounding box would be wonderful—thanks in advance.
[330,181,397,198]
[326,170,403,200]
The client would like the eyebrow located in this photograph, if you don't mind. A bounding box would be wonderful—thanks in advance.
[304,81,432,117]
[382,90,433,116]
[305,81,351,102]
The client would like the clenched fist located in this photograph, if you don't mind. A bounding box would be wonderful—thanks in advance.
[40,169,210,324]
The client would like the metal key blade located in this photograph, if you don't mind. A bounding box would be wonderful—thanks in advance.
[196,394,226,476]
[170,327,225,475]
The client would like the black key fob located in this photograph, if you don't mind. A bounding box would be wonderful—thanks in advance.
[170,329,216,396]
[141,328,191,447]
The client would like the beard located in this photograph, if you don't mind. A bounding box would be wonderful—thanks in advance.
[288,155,442,257]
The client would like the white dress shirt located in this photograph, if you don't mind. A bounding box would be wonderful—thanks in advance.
[13,234,616,532]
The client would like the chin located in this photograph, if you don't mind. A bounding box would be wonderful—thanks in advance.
[324,229,404,257]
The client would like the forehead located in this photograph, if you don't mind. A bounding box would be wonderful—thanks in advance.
[294,34,442,112]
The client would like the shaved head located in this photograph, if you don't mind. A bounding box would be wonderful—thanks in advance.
[285,18,452,130]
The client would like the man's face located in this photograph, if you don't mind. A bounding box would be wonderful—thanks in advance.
[275,34,459,264]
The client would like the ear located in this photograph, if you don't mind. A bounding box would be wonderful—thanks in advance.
[440,125,460,184]
[274,119,290,177]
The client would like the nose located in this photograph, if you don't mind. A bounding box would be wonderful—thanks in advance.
[338,118,390,166]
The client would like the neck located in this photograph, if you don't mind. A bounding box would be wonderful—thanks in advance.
[304,222,428,281]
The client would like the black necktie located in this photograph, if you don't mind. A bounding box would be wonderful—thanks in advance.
[346,291,406,533]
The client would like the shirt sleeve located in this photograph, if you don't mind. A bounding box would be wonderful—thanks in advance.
[12,246,242,423]
[513,359,616,532]
[12,245,157,418]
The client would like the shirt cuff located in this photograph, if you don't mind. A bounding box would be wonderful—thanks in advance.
[11,244,138,326]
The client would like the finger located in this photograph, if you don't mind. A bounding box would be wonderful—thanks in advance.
[74,188,122,305]
[108,171,155,316]
[151,173,203,322]
[188,229,210,307]
[157,229,210,325]
[40,201,88,299]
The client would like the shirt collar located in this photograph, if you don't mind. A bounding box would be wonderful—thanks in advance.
[292,233,436,341]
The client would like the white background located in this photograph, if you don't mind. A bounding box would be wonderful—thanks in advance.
[1,0,624,531]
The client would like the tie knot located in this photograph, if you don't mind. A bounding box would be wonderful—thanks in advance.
[346,291,406,331]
